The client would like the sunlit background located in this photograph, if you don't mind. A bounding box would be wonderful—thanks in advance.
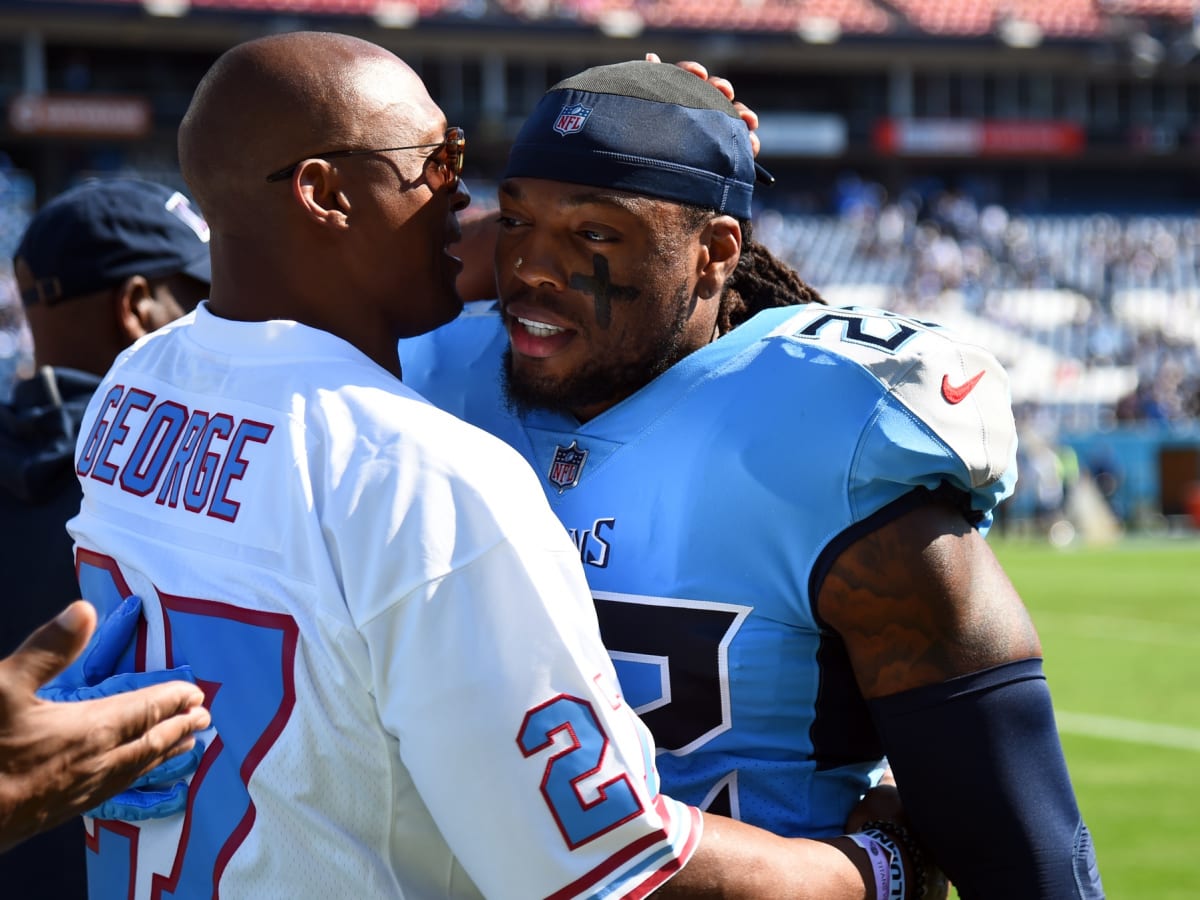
[1,1,1198,895]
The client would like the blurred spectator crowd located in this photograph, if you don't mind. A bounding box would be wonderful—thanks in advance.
[753,173,1200,436]
[0,163,34,393]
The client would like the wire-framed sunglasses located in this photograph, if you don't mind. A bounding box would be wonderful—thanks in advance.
[265,126,465,187]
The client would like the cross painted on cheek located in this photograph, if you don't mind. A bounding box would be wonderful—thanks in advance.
[568,254,640,328]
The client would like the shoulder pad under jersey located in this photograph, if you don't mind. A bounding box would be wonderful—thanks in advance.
[769,305,1017,490]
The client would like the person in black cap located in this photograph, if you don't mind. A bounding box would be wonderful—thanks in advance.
[401,59,1103,900]
[3,176,211,649]
[0,176,210,898]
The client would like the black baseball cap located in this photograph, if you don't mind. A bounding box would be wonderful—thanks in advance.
[14,177,211,307]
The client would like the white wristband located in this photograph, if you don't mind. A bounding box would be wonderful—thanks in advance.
[848,831,893,900]
[862,826,906,900]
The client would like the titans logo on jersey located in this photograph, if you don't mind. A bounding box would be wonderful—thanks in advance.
[568,516,616,568]
[400,301,1017,838]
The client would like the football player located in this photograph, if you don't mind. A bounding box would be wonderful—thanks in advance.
[401,60,1104,899]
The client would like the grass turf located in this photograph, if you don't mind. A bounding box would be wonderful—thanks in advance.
[944,537,1200,899]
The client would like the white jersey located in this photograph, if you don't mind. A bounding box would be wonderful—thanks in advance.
[68,303,699,900]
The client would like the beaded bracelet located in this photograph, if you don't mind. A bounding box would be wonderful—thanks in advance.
[863,820,928,900]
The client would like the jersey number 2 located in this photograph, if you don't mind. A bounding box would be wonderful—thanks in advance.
[518,695,644,850]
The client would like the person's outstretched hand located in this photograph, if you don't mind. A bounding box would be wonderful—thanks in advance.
[0,600,211,852]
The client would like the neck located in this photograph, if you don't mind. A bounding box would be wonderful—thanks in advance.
[206,293,403,381]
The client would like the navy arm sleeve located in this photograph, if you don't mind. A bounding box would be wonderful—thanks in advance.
[867,658,1104,899]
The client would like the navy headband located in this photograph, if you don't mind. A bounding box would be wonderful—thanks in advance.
[504,60,758,219]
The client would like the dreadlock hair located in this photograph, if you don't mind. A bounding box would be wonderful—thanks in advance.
[680,206,827,336]
[720,219,827,334]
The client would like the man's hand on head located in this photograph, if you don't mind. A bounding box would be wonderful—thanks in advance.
[645,52,761,157]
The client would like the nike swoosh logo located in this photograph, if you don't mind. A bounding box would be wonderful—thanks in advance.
[941,370,985,404]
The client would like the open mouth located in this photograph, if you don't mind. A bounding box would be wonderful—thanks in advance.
[515,316,565,338]
[505,308,576,358]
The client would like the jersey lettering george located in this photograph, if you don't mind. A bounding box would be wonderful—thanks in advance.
[76,384,273,520]
[401,301,1018,837]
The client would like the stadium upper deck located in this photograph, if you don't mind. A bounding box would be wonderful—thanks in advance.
[29,0,1190,37]
[3,0,1199,192]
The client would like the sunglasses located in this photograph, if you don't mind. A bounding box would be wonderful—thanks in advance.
[265,126,465,188]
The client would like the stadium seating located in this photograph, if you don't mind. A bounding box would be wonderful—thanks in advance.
[80,0,449,15]
[1102,0,1193,20]
[751,192,1200,430]
[56,0,1190,38]
[495,0,891,35]
[882,0,1102,38]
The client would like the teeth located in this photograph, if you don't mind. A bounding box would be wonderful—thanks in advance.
[517,316,565,338]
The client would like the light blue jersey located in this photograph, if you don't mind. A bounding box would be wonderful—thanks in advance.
[401,301,1018,838]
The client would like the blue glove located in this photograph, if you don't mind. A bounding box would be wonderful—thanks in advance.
[86,741,206,821]
[39,594,206,821]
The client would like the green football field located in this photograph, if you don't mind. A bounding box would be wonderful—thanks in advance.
[947,537,1200,899]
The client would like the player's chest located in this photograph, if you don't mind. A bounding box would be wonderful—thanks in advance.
[521,433,822,628]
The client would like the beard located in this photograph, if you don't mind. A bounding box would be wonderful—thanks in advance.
[502,283,695,420]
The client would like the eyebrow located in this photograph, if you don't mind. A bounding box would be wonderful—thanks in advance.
[499,180,647,214]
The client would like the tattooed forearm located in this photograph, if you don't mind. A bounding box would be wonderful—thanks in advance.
[817,500,1042,697]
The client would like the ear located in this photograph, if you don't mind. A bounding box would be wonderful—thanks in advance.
[113,276,154,342]
[292,159,351,229]
[696,215,742,301]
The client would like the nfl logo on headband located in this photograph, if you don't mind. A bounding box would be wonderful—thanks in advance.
[553,104,592,136]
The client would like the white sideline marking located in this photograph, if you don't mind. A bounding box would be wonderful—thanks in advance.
[1057,712,1200,752]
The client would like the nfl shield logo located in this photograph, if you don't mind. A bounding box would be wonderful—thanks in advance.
[553,104,592,136]
[548,441,589,492]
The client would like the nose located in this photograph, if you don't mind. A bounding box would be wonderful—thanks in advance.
[506,232,567,292]
[450,178,470,212]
